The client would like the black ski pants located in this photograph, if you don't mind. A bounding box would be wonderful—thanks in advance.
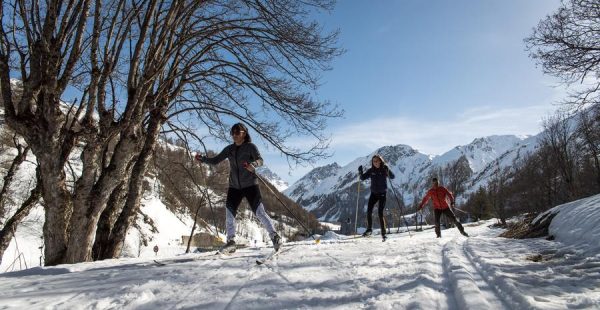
[224,185,276,241]
[366,192,387,236]
[225,185,262,215]
[434,208,465,237]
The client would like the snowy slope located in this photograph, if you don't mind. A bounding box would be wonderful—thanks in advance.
[1,194,599,309]
[433,135,527,173]
[256,166,289,191]
[1,176,294,273]
[0,148,289,273]
[285,135,540,221]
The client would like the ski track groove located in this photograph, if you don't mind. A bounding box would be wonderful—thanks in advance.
[253,247,316,304]
[439,238,461,310]
[461,238,511,309]
[321,246,378,305]
[223,264,262,310]
[169,254,240,310]
[463,238,540,309]
[223,246,292,310]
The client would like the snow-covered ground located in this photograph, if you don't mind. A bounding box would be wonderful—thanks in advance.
[1,194,600,309]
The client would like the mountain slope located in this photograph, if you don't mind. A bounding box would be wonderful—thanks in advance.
[284,134,541,222]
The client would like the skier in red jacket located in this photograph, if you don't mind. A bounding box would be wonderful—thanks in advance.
[418,177,468,238]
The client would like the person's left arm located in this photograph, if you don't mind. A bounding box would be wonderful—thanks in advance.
[444,187,456,206]
[245,143,264,171]
[384,165,395,179]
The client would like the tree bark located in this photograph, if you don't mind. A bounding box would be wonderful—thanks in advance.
[38,153,71,265]
[92,180,127,260]
[63,131,142,263]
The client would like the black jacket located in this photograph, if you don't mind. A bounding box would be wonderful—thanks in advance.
[202,142,264,189]
[360,166,395,194]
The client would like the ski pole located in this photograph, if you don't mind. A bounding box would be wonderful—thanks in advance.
[252,168,321,244]
[452,206,468,214]
[387,178,412,237]
[415,203,418,231]
[354,174,361,237]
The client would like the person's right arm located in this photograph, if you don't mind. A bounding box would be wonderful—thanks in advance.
[418,189,432,210]
[197,145,230,165]
[359,167,372,180]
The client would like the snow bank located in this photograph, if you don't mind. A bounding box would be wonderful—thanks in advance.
[319,230,344,240]
[535,193,600,254]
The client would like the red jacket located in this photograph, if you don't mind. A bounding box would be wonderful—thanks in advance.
[419,186,454,210]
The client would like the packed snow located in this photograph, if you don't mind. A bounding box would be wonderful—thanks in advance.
[1,194,599,309]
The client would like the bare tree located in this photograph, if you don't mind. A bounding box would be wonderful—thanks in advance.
[541,112,578,200]
[0,0,341,265]
[444,155,472,198]
[525,0,600,109]
[576,105,600,190]
[487,163,508,226]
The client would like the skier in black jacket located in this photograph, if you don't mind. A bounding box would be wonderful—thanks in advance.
[195,123,281,253]
[358,154,395,241]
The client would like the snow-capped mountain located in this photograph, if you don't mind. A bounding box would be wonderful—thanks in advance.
[284,134,541,222]
[256,166,289,191]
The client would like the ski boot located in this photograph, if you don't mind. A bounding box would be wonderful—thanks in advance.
[219,239,236,254]
[460,231,469,237]
[382,235,387,242]
[271,234,282,252]
[362,229,372,237]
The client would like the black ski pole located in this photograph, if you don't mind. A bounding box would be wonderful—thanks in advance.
[354,173,361,237]
[253,169,321,244]
[387,178,412,237]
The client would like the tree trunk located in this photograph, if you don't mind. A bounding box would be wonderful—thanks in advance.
[38,154,71,266]
[186,205,202,254]
[101,108,166,259]
[92,180,127,260]
[0,145,30,225]
[0,170,42,265]
[63,133,141,263]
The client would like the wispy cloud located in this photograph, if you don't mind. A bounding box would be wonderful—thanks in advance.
[228,103,561,185]
[328,104,555,156]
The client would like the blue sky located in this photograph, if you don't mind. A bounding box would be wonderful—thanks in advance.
[252,0,567,184]
[8,1,567,185]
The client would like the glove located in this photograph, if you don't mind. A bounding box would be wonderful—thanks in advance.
[358,165,363,174]
[451,201,456,208]
[242,161,256,171]
[194,154,203,162]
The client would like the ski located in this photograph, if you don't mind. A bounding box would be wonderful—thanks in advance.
[256,250,280,265]
[256,245,294,265]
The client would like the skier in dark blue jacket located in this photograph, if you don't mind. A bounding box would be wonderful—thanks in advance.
[358,154,395,241]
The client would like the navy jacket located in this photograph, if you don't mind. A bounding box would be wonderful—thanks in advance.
[360,166,395,194]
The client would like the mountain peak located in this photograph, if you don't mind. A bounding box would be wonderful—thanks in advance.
[286,134,540,221]
[373,144,419,164]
